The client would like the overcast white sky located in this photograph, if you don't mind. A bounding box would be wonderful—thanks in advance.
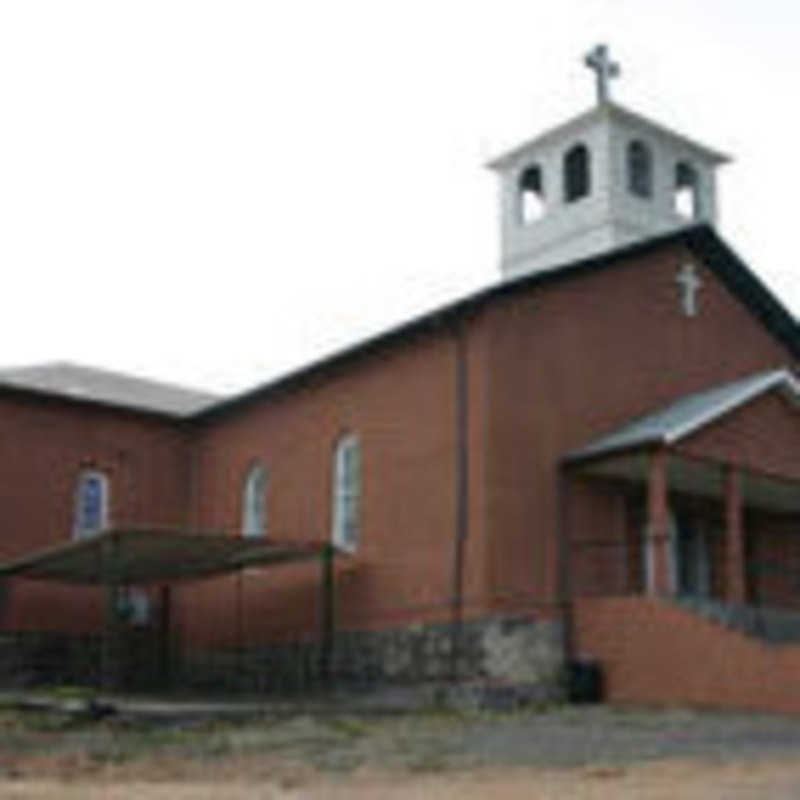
[0,1,798,394]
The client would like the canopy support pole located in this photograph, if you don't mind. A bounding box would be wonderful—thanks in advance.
[235,568,244,689]
[319,542,335,689]
[100,533,120,693]
[158,584,172,689]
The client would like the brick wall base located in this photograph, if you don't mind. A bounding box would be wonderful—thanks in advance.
[574,596,800,714]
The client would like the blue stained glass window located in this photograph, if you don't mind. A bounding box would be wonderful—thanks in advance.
[74,471,108,539]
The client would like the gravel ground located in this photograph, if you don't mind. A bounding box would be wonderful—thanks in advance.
[454,705,800,766]
[1,703,800,796]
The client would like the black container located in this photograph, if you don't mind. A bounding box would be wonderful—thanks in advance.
[566,658,603,703]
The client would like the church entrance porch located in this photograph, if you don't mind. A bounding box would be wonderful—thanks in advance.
[563,370,800,612]
[561,371,800,712]
[565,449,800,617]
[564,450,800,714]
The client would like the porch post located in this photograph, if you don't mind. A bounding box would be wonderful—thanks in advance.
[647,449,672,596]
[724,465,746,605]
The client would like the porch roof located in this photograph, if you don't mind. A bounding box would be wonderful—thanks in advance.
[566,369,800,464]
[0,528,329,586]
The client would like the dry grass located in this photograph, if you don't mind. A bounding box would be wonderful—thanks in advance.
[0,704,799,798]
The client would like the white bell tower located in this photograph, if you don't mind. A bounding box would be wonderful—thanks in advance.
[489,45,731,280]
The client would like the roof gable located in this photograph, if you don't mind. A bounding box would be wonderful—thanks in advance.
[566,369,800,463]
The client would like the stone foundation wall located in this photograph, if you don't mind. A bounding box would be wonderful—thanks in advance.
[181,615,566,699]
[0,616,566,701]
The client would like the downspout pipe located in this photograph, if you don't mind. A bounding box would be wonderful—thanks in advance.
[450,318,469,682]
[557,465,575,666]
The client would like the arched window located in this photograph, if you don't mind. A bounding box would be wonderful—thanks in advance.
[627,140,653,198]
[242,463,268,538]
[518,164,545,224]
[563,143,591,203]
[674,161,700,219]
[73,470,109,540]
[332,434,361,552]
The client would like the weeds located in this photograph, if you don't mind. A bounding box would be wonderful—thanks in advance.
[323,716,368,739]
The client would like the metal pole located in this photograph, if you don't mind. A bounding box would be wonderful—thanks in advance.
[319,543,335,689]
[235,569,244,691]
[100,534,120,693]
[450,320,469,682]
[158,585,172,689]
[557,467,575,665]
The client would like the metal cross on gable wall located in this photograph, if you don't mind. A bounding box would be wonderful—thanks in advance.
[584,44,620,104]
[676,262,703,317]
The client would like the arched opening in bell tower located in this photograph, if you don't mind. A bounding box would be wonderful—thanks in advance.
[627,140,653,198]
[563,144,591,203]
[518,164,545,224]
[674,161,700,220]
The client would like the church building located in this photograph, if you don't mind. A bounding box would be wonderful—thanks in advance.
[1,46,799,713]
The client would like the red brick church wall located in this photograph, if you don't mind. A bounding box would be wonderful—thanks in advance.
[0,395,191,634]
[179,324,491,648]
[175,239,798,650]
[482,242,794,617]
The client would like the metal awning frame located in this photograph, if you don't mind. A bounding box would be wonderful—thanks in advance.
[0,527,329,586]
[0,527,338,693]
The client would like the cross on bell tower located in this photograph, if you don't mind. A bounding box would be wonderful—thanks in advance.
[584,44,620,104]
[488,47,730,280]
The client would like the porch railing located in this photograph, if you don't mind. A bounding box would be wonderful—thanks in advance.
[568,540,800,643]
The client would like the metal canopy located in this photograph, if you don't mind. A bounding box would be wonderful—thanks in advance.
[0,528,328,585]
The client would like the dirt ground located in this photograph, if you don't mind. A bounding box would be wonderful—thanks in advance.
[0,703,799,798]
[3,759,800,799]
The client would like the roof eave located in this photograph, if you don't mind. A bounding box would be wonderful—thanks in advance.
[0,382,200,422]
[193,225,800,424]
[486,101,732,171]
[662,370,796,446]
[563,436,666,466]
